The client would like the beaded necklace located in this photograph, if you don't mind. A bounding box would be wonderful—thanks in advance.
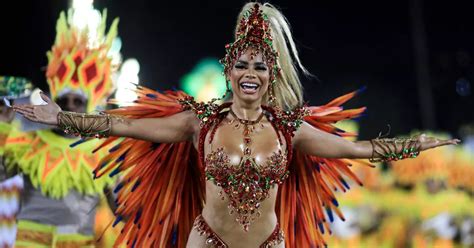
[228,108,265,156]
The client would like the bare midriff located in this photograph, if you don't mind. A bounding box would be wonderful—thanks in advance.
[200,182,280,246]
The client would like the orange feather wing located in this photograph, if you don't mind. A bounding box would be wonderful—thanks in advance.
[94,86,204,248]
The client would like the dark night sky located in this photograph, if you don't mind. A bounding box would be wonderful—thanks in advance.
[1,0,473,139]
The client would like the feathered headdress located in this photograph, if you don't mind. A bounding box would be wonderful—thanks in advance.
[46,9,119,112]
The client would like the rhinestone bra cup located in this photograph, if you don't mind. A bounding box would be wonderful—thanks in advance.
[205,148,289,231]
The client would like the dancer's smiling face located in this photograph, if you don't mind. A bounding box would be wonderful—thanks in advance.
[228,48,270,105]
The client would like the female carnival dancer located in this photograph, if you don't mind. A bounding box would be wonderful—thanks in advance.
[13,3,459,248]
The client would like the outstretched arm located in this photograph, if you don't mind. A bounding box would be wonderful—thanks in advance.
[293,122,460,160]
[12,92,199,143]
[108,111,198,143]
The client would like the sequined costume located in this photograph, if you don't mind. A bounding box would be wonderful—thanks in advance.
[192,214,284,248]
[93,86,368,247]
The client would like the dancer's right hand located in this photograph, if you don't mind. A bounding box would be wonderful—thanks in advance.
[12,92,62,125]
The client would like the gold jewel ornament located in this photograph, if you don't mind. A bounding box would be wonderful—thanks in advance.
[57,111,112,138]
[205,148,288,231]
[205,109,289,231]
[369,137,421,162]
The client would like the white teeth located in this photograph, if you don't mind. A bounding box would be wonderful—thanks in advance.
[240,82,259,90]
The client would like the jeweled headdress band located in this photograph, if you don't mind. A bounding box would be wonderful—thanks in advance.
[220,3,280,103]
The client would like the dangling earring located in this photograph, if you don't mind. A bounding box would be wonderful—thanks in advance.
[268,81,276,107]
[267,63,280,107]
[223,80,231,99]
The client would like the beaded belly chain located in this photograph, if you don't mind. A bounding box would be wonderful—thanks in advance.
[205,109,289,231]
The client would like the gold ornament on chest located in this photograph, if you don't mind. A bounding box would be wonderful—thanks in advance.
[205,109,289,231]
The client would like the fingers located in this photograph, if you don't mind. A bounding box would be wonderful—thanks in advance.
[12,106,39,122]
[442,139,461,145]
[418,135,461,151]
[429,138,461,149]
[12,105,37,120]
[23,113,37,121]
[12,106,34,115]
[12,107,34,117]
[12,104,34,111]
[13,107,35,119]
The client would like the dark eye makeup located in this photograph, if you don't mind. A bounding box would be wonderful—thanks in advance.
[234,61,267,71]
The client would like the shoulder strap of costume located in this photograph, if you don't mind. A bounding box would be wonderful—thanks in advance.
[272,105,310,137]
[178,95,221,126]
[276,89,373,248]
[93,86,204,248]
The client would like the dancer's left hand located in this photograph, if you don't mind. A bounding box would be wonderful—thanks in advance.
[417,134,460,150]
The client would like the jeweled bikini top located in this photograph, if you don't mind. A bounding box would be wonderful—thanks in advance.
[205,106,289,231]
[179,97,308,231]
[205,148,288,231]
